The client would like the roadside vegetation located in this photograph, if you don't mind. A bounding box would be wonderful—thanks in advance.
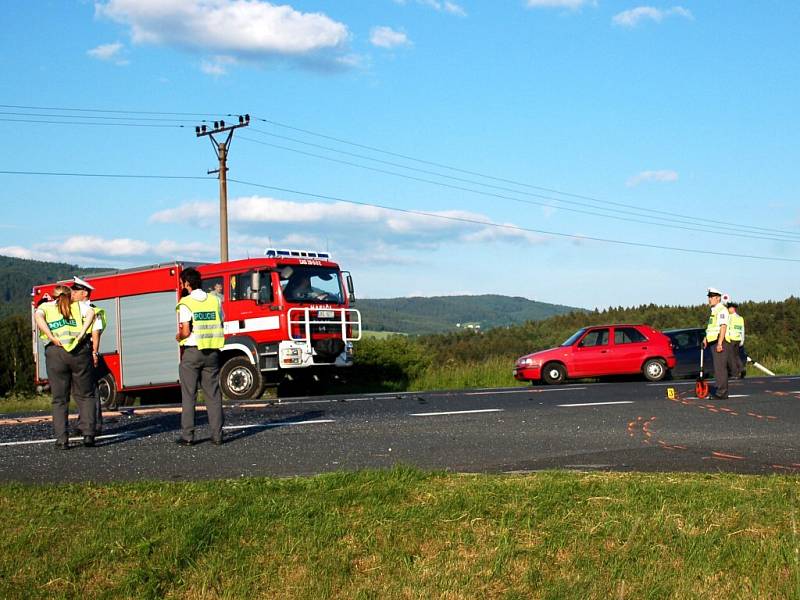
[348,298,800,393]
[3,298,799,412]
[1,467,798,599]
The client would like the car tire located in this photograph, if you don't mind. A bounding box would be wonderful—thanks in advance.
[220,356,264,400]
[643,358,667,382]
[542,363,566,385]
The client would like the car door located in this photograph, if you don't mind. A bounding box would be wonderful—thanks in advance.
[571,328,612,376]
[612,326,649,374]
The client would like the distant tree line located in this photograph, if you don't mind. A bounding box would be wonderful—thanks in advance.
[349,298,800,387]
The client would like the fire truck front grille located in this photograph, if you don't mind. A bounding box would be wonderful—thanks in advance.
[312,339,345,363]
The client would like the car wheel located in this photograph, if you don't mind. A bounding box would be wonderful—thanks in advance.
[220,356,264,400]
[643,358,667,382]
[542,363,566,385]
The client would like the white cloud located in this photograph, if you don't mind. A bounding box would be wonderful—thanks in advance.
[612,6,693,28]
[201,55,237,76]
[0,246,59,262]
[149,195,550,252]
[370,26,411,49]
[525,0,594,9]
[2,236,216,266]
[394,0,467,17]
[626,169,679,187]
[87,42,129,65]
[95,0,351,70]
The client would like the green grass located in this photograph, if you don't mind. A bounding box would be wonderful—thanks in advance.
[361,330,407,339]
[1,468,799,599]
[411,355,522,390]
[0,392,52,414]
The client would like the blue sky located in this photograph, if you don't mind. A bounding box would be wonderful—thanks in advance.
[1,1,798,308]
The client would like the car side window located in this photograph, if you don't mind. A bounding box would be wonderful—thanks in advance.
[670,332,690,350]
[579,329,609,347]
[614,327,647,344]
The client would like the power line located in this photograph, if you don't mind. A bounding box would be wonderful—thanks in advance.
[0,166,797,262]
[226,177,800,264]
[2,102,795,239]
[238,135,800,244]
[251,115,800,240]
[0,103,226,117]
[244,128,800,242]
[0,169,213,181]
[0,118,187,129]
[0,110,201,123]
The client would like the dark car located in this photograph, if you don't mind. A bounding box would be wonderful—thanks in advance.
[514,324,676,384]
[663,327,747,379]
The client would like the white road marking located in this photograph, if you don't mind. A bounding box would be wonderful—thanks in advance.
[557,401,634,408]
[466,387,586,396]
[0,433,134,447]
[686,394,749,400]
[223,419,335,430]
[409,409,504,417]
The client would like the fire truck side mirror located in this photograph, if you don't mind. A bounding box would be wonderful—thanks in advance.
[346,273,356,303]
[250,271,261,302]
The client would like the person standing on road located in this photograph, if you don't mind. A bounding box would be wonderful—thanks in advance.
[34,285,97,449]
[702,287,731,399]
[175,267,225,446]
[70,277,106,434]
[726,301,746,379]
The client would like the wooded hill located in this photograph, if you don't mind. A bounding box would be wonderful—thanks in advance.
[0,256,104,319]
[356,295,580,334]
[0,255,580,332]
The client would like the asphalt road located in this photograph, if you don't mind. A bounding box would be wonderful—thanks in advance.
[2,376,799,483]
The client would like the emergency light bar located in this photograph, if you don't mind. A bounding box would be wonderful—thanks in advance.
[264,248,332,260]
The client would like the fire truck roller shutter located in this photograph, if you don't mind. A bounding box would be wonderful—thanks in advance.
[220,335,264,400]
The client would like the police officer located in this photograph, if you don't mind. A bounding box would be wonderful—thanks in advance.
[175,267,225,446]
[34,285,96,449]
[726,301,746,379]
[702,287,731,399]
[70,276,106,435]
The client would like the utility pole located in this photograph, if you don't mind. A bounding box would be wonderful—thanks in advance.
[195,114,250,262]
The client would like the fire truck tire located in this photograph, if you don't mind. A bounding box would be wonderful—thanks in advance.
[97,373,120,410]
[220,356,264,400]
[542,363,566,385]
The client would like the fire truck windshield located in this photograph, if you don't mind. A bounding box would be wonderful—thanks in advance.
[280,266,344,304]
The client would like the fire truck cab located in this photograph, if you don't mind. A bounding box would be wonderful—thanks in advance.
[32,249,361,407]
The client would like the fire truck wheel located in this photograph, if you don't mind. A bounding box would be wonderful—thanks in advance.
[98,373,119,410]
[542,363,566,385]
[220,356,264,400]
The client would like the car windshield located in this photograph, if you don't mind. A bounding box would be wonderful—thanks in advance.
[562,328,586,346]
[279,266,344,304]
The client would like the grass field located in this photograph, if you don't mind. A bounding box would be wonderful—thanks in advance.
[1,468,798,599]
[361,330,407,339]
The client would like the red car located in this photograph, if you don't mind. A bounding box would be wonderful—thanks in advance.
[514,324,676,384]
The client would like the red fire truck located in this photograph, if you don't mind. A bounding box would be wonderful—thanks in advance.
[31,249,361,407]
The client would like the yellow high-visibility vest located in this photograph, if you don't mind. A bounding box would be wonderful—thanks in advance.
[177,294,224,350]
[705,303,728,342]
[727,313,745,343]
[91,305,107,331]
[38,301,85,351]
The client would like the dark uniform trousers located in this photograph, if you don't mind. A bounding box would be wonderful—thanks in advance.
[710,338,732,397]
[45,343,96,443]
[179,346,224,442]
[729,342,744,378]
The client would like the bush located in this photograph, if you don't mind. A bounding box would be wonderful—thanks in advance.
[0,315,35,397]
